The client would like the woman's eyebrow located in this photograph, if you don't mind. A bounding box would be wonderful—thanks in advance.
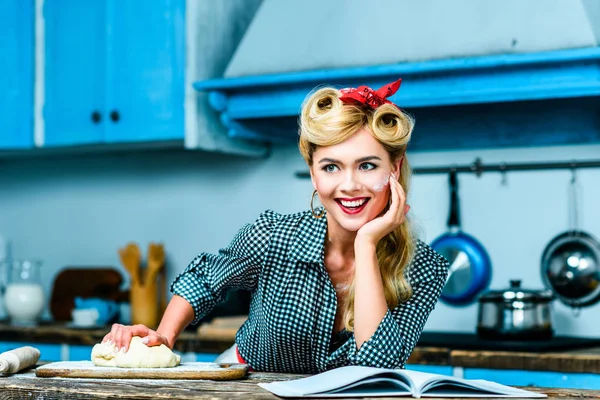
[318,157,340,164]
[318,156,382,164]
[356,156,381,163]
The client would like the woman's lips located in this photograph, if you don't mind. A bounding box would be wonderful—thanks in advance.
[335,198,370,215]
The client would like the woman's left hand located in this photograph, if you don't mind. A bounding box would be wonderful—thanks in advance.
[356,173,410,247]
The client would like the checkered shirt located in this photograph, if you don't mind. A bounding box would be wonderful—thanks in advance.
[171,209,449,373]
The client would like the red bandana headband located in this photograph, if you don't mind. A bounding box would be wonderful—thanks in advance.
[339,79,405,169]
[339,79,402,110]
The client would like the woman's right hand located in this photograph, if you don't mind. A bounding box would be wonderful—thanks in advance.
[102,323,170,353]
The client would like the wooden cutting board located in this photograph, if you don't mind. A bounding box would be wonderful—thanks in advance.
[35,361,248,380]
[50,268,126,321]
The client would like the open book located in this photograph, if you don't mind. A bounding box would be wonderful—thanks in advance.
[258,366,547,398]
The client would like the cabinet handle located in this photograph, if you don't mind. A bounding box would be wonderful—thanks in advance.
[91,111,102,124]
[110,110,120,122]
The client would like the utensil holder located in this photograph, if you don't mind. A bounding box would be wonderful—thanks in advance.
[130,280,159,328]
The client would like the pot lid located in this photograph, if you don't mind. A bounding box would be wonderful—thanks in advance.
[480,279,554,302]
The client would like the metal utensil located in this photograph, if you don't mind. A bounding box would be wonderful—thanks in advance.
[541,169,600,309]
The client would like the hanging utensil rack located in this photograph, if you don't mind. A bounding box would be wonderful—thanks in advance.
[295,158,600,178]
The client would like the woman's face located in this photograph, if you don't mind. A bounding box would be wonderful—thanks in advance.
[310,127,401,233]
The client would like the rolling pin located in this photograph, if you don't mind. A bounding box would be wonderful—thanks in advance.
[0,346,41,374]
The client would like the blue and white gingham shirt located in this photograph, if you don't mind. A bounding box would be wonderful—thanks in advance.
[171,210,448,373]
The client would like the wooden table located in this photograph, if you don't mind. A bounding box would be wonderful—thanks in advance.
[4,323,600,373]
[0,368,597,399]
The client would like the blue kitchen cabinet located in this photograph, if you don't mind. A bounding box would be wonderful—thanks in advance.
[0,342,63,362]
[195,353,218,362]
[464,368,600,390]
[405,364,453,376]
[68,344,94,361]
[43,0,106,147]
[0,0,34,149]
[106,0,185,143]
[43,0,185,147]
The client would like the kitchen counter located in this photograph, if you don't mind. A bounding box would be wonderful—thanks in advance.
[3,323,600,373]
[408,346,600,373]
[0,368,588,400]
[449,347,600,373]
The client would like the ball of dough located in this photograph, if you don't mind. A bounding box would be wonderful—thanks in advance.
[92,336,180,368]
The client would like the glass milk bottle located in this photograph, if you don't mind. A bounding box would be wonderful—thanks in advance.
[4,260,45,326]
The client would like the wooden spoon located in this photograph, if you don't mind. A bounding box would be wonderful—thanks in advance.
[118,242,142,286]
[146,242,165,285]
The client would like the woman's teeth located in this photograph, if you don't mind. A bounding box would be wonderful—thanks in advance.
[339,199,367,208]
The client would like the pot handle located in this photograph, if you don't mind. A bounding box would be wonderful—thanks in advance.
[447,169,461,229]
[568,167,580,233]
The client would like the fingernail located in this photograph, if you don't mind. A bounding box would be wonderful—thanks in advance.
[141,337,149,345]
[115,347,120,353]
[107,340,113,346]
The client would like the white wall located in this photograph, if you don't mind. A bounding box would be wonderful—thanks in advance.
[0,142,599,336]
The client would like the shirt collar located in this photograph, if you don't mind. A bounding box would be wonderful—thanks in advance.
[290,210,328,263]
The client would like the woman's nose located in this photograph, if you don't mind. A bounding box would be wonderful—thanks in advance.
[339,171,361,192]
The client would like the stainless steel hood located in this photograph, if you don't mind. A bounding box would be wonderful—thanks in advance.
[193,0,600,150]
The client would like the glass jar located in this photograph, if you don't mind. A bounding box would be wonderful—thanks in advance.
[4,260,45,326]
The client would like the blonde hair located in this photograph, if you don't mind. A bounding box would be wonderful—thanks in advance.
[298,87,416,331]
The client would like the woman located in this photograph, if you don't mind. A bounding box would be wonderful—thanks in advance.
[103,79,449,373]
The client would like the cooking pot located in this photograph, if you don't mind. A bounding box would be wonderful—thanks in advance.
[477,280,555,340]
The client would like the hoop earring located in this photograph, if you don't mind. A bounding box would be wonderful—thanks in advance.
[310,190,325,219]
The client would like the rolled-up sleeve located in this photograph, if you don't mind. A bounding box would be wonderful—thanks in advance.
[171,210,278,324]
[346,253,448,369]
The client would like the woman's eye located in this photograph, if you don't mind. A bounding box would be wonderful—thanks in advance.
[322,164,339,173]
[359,162,376,171]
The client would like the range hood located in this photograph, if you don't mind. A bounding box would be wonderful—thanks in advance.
[193,0,600,150]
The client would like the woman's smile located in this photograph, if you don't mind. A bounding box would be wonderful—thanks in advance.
[336,197,370,214]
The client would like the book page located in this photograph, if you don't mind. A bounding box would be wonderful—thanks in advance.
[401,370,546,398]
[258,366,412,397]
[257,366,547,398]
[327,377,412,396]
[421,379,547,398]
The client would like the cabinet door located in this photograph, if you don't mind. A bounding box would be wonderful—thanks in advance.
[0,342,63,362]
[105,0,185,143]
[69,345,93,361]
[405,364,453,376]
[43,0,106,146]
[0,0,34,149]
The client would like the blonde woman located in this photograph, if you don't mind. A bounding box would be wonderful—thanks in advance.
[103,79,449,373]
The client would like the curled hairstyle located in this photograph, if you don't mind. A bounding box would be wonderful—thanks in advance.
[298,87,416,331]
